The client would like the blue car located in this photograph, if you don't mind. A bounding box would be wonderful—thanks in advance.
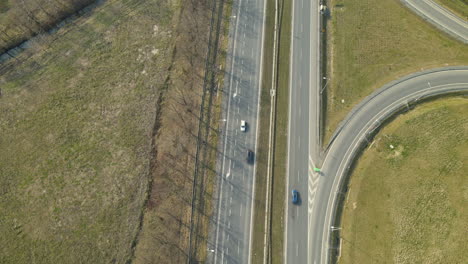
[292,189,299,204]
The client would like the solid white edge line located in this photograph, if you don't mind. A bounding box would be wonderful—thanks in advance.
[308,0,320,262]
[214,0,243,262]
[263,0,280,261]
[426,0,467,28]
[247,0,268,261]
[284,0,296,262]
[308,0,312,262]
[404,0,468,42]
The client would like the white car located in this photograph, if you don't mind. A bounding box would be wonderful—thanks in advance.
[320,5,326,14]
[240,120,246,132]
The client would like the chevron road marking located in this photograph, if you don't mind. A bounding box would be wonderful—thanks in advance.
[308,156,320,214]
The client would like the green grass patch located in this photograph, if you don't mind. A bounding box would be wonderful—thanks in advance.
[324,0,468,144]
[339,97,468,264]
[435,0,468,20]
[0,0,177,263]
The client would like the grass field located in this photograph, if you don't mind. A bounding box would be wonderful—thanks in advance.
[0,0,211,262]
[435,0,468,20]
[131,0,213,261]
[338,97,468,264]
[324,0,468,144]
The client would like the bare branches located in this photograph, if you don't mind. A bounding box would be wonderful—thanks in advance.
[0,0,96,52]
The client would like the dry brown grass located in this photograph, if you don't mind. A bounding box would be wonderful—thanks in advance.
[131,0,215,262]
[339,97,468,264]
[0,0,204,263]
[0,0,97,51]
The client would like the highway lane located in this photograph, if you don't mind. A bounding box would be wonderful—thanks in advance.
[210,0,466,262]
[285,0,468,264]
[310,67,468,263]
[402,0,468,43]
[279,0,468,262]
[285,0,320,263]
[208,0,266,262]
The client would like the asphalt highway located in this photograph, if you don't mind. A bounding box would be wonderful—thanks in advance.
[285,0,320,263]
[285,1,468,263]
[207,0,266,262]
[402,0,468,43]
[209,0,467,263]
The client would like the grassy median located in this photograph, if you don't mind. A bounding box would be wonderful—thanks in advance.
[250,0,274,260]
[270,0,292,263]
[324,0,468,144]
[251,0,292,262]
[339,97,468,264]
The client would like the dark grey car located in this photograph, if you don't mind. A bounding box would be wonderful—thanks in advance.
[247,150,254,164]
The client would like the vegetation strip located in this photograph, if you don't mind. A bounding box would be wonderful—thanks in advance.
[250,0,275,261]
[323,0,468,145]
[338,97,467,263]
[250,0,292,262]
[270,0,292,263]
[187,0,226,260]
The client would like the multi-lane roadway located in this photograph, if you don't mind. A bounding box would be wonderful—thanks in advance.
[285,0,320,263]
[208,0,266,262]
[288,1,468,264]
[209,0,467,263]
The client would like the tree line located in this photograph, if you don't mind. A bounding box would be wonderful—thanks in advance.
[0,0,97,54]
